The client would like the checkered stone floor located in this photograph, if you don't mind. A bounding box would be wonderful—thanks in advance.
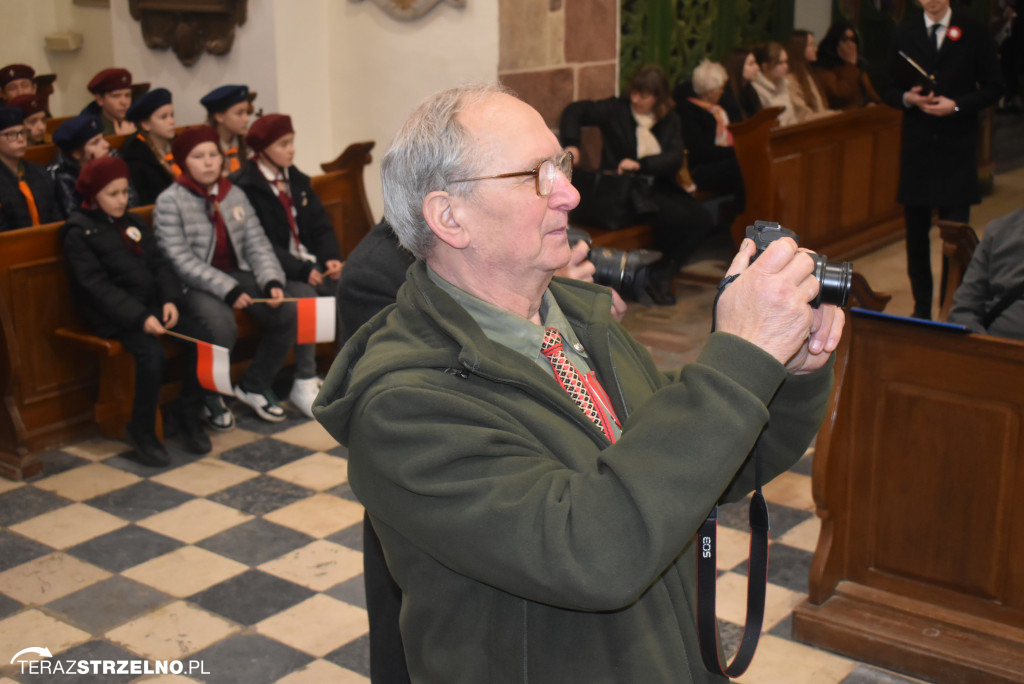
[0,396,927,683]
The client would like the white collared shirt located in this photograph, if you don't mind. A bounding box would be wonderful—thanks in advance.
[257,157,316,263]
[925,7,953,50]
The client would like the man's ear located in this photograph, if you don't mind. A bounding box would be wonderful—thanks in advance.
[422,190,469,250]
[94,93,104,106]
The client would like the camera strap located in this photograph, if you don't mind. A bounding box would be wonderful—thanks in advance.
[695,475,769,677]
[698,273,770,678]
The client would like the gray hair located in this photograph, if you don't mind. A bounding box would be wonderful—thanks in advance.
[692,59,728,99]
[381,82,515,260]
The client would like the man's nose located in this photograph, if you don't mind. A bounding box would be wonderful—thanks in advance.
[549,168,580,211]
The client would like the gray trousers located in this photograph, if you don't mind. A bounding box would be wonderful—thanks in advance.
[184,270,296,393]
[286,278,337,379]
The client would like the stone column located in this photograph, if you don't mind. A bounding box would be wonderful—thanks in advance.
[498,0,619,129]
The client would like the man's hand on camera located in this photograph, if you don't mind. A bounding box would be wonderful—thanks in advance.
[715,238,839,371]
[555,241,627,321]
[784,302,844,374]
[609,289,627,322]
[556,240,596,282]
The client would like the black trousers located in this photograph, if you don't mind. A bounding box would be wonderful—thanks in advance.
[904,204,970,318]
[691,156,746,214]
[363,513,411,684]
[644,186,716,269]
[116,311,210,437]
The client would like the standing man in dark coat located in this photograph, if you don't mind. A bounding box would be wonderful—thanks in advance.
[884,0,1003,319]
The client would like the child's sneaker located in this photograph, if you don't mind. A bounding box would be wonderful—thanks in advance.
[289,376,321,419]
[203,395,236,432]
[234,385,286,423]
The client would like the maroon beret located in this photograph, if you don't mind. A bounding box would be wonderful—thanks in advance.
[75,156,130,200]
[87,68,132,95]
[0,64,35,88]
[172,125,221,169]
[7,94,47,118]
[246,113,294,154]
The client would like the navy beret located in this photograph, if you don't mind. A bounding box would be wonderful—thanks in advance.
[200,84,250,115]
[53,114,104,152]
[126,87,172,123]
[0,106,24,130]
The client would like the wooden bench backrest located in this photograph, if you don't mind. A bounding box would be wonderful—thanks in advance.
[316,141,376,257]
[0,142,375,480]
[728,106,784,243]
[730,105,904,261]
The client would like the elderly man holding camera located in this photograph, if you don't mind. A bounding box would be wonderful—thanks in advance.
[314,83,844,684]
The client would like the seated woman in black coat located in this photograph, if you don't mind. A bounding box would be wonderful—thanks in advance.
[813,21,882,110]
[60,157,211,466]
[230,113,342,417]
[675,59,746,214]
[559,65,715,305]
[120,88,179,205]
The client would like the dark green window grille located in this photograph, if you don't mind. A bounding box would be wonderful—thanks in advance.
[620,0,795,90]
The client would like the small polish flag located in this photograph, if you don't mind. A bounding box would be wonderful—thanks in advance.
[196,340,233,396]
[297,297,337,344]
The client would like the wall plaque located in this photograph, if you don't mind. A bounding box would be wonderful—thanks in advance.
[128,0,248,67]
[349,0,465,21]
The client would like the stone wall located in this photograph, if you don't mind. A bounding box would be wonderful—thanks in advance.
[498,0,619,130]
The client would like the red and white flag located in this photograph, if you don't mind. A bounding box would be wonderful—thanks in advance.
[196,340,233,396]
[296,297,336,345]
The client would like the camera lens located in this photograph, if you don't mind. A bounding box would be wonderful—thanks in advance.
[589,247,661,300]
[811,255,853,308]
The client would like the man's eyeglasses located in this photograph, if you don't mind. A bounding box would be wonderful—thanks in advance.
[449,150,574,198]
[0,129,27,141]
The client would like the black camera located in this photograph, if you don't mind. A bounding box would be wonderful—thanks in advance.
[567,227,662,301]
[746,221,852,308]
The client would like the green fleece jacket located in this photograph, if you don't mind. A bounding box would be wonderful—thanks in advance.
[313,260,834,684]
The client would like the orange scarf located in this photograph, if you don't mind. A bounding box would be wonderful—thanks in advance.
[17,167,40,226]
[225,148,241,174]
[137,134,181,177]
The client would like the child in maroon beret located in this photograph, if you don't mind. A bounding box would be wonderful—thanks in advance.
[153,125,297,427]
[81,67,135,135]
[6,94,47,145]
[0,64,36,102]
[60,156,213,466]
[231,113,342,417]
